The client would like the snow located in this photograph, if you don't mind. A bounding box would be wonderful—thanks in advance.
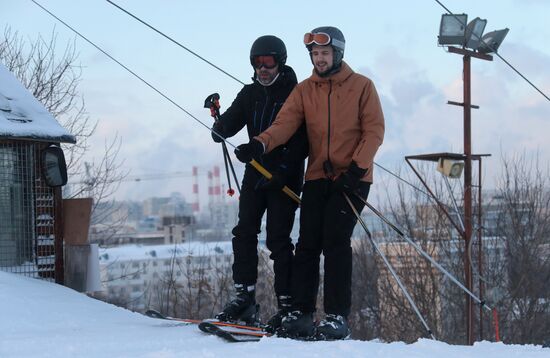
[98,241,234,263]
[0,63,75,143]
[0,271,548,358]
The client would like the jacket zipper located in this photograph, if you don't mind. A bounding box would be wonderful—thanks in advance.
[259,87,270,167]
[327,80,333,177]
[259,86,269,132]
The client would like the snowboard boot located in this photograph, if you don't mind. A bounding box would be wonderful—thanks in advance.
[215,284,258,325]
[265,295,292,333]
[316,314,351,340]
[279,310,315,338]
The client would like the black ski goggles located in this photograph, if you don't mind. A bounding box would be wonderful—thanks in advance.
[251,55,278,69]
[303,32,331,46]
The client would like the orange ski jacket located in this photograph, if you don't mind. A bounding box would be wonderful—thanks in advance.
[256,61,384,182]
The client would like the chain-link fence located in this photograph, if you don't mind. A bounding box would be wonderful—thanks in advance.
[0,140,58,280]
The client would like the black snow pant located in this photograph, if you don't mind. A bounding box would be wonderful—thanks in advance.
[290,179,370,317]
[231,168,300,297]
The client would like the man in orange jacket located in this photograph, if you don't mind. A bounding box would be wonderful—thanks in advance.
[234,26,384,339]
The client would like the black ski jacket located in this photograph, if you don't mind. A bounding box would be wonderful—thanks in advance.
[216,65,308,190]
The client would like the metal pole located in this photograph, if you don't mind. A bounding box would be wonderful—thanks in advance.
[443,175,465,231]
[463,54,474,345]
[54,186,64,284]
[405,158,464,235]
[478,158,484,340]
[343,193,435,340]
[357,195,492,310]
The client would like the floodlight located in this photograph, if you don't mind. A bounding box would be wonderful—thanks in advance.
[477,28,509,54]
[438,14,468,45]
[464,17,487,50]
[437,158,464,178]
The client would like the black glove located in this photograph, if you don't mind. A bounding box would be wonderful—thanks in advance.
[260,171,286,191]
[235,139,264,163]
[211,121,225,143]
[333,161,368,194]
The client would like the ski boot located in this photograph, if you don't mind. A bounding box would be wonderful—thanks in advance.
[316,314,351,340]
[279,310,315,338]
[264,295,292,333]
[215,284,258,325]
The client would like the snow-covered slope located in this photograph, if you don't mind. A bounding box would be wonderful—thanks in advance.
[0,271,547,358]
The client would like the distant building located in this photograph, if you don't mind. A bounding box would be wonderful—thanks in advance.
[90,214,195,247]
[97,241,234,311]
[0,63,75,282]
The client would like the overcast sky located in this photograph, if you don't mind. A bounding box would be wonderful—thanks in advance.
[2,0,549,206]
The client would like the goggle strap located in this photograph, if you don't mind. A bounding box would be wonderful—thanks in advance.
[331,38,345,50]
[304,32,345,51]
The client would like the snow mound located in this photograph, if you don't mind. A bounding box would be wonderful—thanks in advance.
[0,271,547,357]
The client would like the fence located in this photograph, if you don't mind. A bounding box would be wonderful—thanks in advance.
[0,140,59,280]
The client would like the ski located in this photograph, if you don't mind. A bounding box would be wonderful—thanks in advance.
[144,309,265,332]
[198,321,269,342]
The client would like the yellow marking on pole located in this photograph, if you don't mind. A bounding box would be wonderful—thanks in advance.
[249,159,301,204]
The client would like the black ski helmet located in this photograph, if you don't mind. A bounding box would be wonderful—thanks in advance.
[250,35,287,67]
[306,26,346,68]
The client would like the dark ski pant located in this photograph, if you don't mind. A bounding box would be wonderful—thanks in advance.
[291,179,370,317]
[231,169,300,297]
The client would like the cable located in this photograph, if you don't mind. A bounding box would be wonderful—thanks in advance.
[344,193,435,340]
[105,0,245,86]
[434,0,550,102]
[104,0,442,200]
[374,162,433,198]
[32,0,301,205]
[35,0,470,207]
[355,193,492,311]
[31,0,237,150]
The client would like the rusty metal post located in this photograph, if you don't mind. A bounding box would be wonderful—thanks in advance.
[54,186,65,284]
[447,46,492,345]
[463,54,474,346]
[478,158,484,341]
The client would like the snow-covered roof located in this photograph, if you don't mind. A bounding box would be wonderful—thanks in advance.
[99,241,234,264]
[0,63,76,143]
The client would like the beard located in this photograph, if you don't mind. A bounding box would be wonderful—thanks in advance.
[314,60,333,76]
[257,70,277,85]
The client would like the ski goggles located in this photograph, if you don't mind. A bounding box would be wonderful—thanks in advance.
[303,32,331,46]
[251,55,278,69]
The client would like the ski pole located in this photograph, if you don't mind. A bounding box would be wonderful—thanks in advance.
[204,94,300,204]
[204,93,240,195]
[353,193,493,312]
[32,0,302,206]
[342,192,435,340]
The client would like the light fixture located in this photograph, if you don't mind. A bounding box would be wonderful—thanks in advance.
[438,14,468,45]
[464,17,487,50]
[42,145,68,187]
[477,28,509,54]
[437,158,464,178]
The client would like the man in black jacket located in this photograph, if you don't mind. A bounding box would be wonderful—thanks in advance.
[210,35,307,331]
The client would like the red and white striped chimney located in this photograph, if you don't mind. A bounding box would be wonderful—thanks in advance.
[208,170,214,205]
[191,166,200,213]
[213,165,221,203]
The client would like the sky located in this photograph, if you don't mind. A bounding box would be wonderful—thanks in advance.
[1,270,549,357]
[1,0,549,205]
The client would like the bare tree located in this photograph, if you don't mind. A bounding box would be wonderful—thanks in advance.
[355,156,550,345]
[350,238,381,340]
[486,153,550,344]
[0,26,126,238]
